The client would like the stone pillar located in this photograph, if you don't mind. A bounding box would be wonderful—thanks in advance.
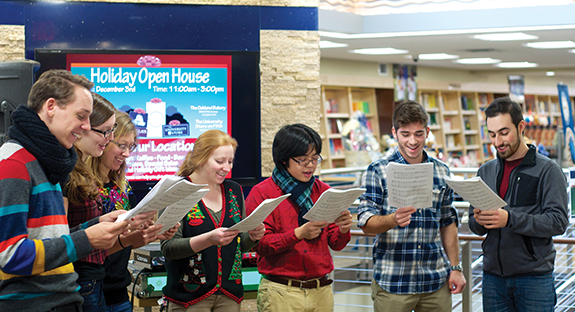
[0,25,25,61]
[259,30,321,176]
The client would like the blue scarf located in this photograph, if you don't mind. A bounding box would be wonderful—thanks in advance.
[272,167,315,226]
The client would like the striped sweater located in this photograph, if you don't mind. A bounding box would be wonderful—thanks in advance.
[0,141,94,311]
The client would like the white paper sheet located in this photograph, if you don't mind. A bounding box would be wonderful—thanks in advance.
[386,162,433,209]
[302,188,366,223]
[225,194,291,232]
[155,188,210,229]
[444,176,507,211]
[116,176,208,222]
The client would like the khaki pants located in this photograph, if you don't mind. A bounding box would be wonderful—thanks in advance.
[371,279,451,312]
[257,277,334,312]
[167,294,240,312]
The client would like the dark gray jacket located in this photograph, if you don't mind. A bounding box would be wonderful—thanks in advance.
[468,145,568,278]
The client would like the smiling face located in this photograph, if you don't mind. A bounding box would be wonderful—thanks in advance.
[195,144,235,185]
[392,122,429,164]
[75,115,116,158]
[487,113,526,161]
[45,86,93,149]
[99,133,135,173]
[285,145,319,183]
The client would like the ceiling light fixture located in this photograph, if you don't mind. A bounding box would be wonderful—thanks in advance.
[351,48,408,55]
[454,58,501,65]
[546,71,556,76]
[319,41,348,49]
[319,24,575,40]
[417,53,459,60]
[473,32,538,41]
[496,62,538,68]
[525,41,575,49]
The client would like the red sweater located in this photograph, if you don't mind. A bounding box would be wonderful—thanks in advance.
[245,178,351,280]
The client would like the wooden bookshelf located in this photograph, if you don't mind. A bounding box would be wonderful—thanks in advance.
[420,90,487,166]
[320,86,380,169]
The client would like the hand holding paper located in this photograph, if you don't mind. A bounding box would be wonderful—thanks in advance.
[116,176,208,224]
[302,188,366,223]
[443,176,507,211]
[226,194,291,232]
[386,162,433,209]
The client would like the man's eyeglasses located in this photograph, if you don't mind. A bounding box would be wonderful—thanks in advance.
[291,155,322,166]
[91,123,117,138]
[110,140,137,153]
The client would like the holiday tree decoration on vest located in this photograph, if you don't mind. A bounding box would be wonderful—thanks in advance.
[186,203,205,226]
[181,253,207,292]
[228,188,241,223]
[229,236,243,284]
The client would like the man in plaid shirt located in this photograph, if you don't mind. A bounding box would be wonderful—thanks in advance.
[358,101,466,312]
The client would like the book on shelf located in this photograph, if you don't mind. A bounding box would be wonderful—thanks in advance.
[329,119,342,134]
[447,135,456,148]
[352,101,370,114]
[463,117,471,130]
[330,138,344,155]
[444,117,452,130]
[326,98,339,113]
[422,93,437,109]
[461,96,468,110]
[429,113,437,126]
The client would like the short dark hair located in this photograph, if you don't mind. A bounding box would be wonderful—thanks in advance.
[392,100,429,130]
[272,123,322,171]
[28,69,94,112]
[484,97,523,128]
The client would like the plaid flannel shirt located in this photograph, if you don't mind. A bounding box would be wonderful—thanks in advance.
[357,148,458,294]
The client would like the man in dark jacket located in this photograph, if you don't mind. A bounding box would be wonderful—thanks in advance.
[468,97,568,312]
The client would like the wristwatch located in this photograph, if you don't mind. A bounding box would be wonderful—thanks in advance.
[451,264,462,272]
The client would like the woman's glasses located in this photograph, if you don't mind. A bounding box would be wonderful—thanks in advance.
[91,123,117,138]
[109,140,137,153]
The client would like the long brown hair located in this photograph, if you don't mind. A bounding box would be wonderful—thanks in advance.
[66,93,116,204]
[177,130,238,177]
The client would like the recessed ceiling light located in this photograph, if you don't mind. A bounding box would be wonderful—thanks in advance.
[351,48,408,55]
[496,62,538,68]
[417,53,459,60]
[546,71,556,76]
[568,49,575,54]
[473,33,538,41]
[319,41,348,49]
[525,41,575,49]
[454,58,501,65]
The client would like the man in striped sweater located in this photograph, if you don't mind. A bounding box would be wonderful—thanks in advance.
[0,70,129,312]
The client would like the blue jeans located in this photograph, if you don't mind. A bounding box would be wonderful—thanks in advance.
[106,300,132,312]
[482,272,556,312]
[78,280,107,312]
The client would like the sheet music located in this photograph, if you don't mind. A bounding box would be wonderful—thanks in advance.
[226,194,291,232]
[387,162,433,209]
[155,188,210,229]
[444,176,507,211]
[302,188,366,223]
[117,176,208,222]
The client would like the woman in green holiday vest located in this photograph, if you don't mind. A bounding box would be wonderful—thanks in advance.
[161,130,265,312]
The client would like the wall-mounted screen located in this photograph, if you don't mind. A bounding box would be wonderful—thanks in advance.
[35,49,261,188]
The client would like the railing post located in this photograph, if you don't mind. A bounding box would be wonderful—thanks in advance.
[461,241,472,312]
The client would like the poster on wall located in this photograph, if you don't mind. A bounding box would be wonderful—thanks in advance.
[69,54,232,181]
[558,84,575,165]
[393,64,417,102]
[508,75,525,105]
